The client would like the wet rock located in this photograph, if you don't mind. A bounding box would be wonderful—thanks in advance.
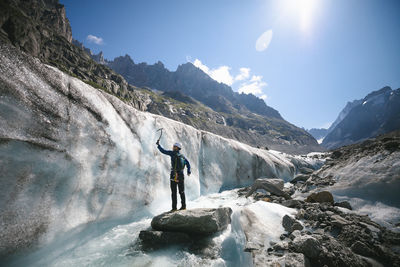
[305,191,334,204]
[188,238,219,259]
[282,215,304,233]
[139,230,191,250]
[151,207,232,235]
[245,178,290,199]
[291,235,322,258]
[299,167,314,174]
[335,201,352,210]
[272,241,289,251]
[289,230,302,240]
[290,174,310,184]
[244,242,259,252]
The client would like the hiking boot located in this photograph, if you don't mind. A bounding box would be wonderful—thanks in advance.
[170,208,177,212]
[179,207,186,210]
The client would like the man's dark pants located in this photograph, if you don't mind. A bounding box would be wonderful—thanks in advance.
[170,171,185,209]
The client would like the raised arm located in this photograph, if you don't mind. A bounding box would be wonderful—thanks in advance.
[184,157,191,174]
[157,144,174,156]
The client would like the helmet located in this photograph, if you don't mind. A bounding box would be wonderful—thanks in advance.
[173,142,182,149]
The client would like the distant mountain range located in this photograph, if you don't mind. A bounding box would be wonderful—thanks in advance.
[83,48,321,154]
[307,86,400,149]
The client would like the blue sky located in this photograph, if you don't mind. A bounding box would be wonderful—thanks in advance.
[61,0,400,129]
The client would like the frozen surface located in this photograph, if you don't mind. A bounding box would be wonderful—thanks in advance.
[0,44,315,262]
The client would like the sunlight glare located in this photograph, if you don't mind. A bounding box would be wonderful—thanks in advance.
[280,0,319,34]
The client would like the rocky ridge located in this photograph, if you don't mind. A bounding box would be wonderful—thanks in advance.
[322,86,400,149]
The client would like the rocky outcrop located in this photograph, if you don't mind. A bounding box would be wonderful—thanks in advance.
[151,208,232,235]
[0,0,150,112]
[0,0,72,54]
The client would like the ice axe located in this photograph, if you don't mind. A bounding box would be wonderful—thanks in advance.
[156,128,163,144]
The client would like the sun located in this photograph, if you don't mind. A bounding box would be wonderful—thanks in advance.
[279,0,320,34]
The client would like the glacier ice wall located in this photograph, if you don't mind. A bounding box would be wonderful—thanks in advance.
[0,44,313,255]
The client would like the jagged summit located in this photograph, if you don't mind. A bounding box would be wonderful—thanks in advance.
[322,86,400,149]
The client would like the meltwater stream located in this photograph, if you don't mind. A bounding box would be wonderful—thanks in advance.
[5,189,296,267]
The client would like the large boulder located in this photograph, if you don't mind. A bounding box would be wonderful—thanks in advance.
[245,178,290,199]
[151,207,232,235]
[305,191,334,204]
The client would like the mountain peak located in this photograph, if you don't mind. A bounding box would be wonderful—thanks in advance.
[364,86,392,101]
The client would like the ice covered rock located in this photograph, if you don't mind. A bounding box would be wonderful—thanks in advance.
[245,178,290,199]
[290,174,309,184]
[305,191,334,204]
[151,207,232,235]
[299,167,314,174]
[138,230,191,250]
[282,215,303,233]
[335,201,352,210]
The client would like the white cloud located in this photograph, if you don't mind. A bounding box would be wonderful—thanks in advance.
[193,59,209,73]
[235,67,250,81]
[193,59,233,86]
[193,59,269,101]
[250,75,262,82]
[86,34,104,45]
[238,79,267,95]
[210,66,234,86]
[255,29,273,52]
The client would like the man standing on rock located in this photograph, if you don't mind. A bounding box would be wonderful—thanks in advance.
[156,140,191,211]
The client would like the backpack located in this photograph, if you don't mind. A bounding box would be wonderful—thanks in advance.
[173,153,185,172]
